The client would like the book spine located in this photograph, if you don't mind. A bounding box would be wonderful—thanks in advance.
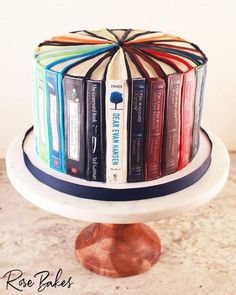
[127,78,146,182]
[86,80,105,182]
[145,79,166,180]
[106,80,127,183]
[63,76,86,178]
[199,64,207,122]
[162,74,183,175]
[179,69,196,169]
[34,63,49,163]
[33,62,40,155]
[45,69,64,171]
[191,64,207,159]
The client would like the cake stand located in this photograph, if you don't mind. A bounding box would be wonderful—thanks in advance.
[6,130,230,278]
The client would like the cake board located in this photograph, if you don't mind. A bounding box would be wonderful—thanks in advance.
[6,130,230,277]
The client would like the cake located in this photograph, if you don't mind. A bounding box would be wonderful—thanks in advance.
[32,29,208,185]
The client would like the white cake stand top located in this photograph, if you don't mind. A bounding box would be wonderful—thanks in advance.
[6,130,229,224]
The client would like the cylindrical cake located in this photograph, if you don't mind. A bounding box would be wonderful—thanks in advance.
[33,29,208,183]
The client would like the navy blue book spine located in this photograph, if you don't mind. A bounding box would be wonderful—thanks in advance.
[127,78,146,182]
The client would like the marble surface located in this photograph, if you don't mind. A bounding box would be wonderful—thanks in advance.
[0,154,236,295]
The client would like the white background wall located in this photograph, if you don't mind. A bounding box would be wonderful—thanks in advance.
[0,0,235,157]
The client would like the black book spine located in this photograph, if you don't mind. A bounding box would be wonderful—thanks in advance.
[63,76,86,178]
[127,78,146,182]
[86,80,105,182]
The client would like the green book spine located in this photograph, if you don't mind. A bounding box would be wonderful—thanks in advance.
[34,62,49,163]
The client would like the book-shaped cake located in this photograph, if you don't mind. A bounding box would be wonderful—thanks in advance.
[33,29,208,184]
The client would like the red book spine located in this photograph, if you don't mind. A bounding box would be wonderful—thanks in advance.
[145,78,166,180]
[162,74,183,175]
[179,69,196,169]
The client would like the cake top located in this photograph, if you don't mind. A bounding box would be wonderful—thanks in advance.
[34,29,207,80]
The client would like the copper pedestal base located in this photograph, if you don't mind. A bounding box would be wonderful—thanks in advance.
[75,223,161,277]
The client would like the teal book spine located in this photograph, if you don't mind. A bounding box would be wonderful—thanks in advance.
[45,69,65,172]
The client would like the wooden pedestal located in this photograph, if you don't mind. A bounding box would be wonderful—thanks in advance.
[75,223,161,277]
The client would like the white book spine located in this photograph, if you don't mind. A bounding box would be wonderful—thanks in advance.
[106,80,128,183]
